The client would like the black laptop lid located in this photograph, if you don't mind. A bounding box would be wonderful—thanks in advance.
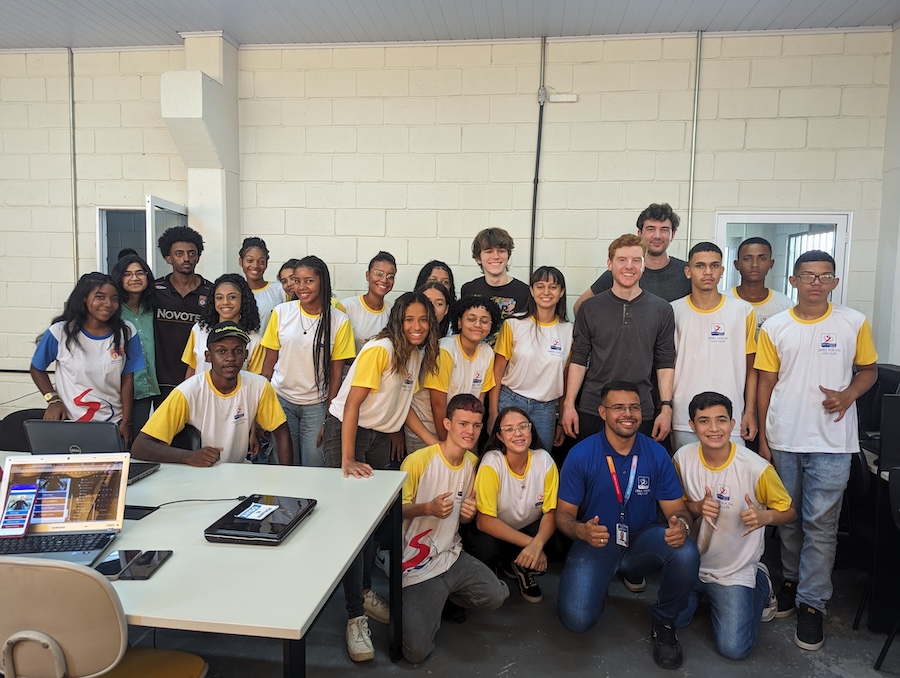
[204,494,316,544]
[24,420,125,455]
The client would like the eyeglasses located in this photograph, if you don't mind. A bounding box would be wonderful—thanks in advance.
[796,273,835,285]
[603,404,642,414]
[370,270,396,282]
[500,422,532,434]
[463,315,492,327]
[123,271,148,279]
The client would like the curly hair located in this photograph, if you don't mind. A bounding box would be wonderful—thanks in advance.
[111,253,156,313]
[45,272,131,354]
[636,203,680,232]
[199,273,261,332]
[449,295,503,337]
[414,260,456,302]
[295,256,335,400]
[375,291,441,377]
[415,281,453,337]
[157,226,204,258]
[484,406,546,455]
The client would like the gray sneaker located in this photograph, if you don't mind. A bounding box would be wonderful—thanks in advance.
[346,615,374,662]
[759,563,777,622]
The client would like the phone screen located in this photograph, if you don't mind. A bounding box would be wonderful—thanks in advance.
[0,484,38,538]
[118,550,173,581]
[94,549,142,579]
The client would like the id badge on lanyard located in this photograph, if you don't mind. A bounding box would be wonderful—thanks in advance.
[607,455,638,548]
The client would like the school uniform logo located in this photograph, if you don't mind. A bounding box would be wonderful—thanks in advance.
[232,404,245,424]
[819,333,839,356]
[402,370,414,390]
[535,492,544,507]
[820,334,837,348]
[549,338,562,354]
[716,484,730,502]
[472,371,483,388]
[109,347,125,362]
[402,528,436,572]
[636,476,651,495]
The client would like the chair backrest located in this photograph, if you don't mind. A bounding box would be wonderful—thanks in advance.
[0,409,47,453]
[879,394,900,473]
[0,557,128,678]
[171,423,202,450]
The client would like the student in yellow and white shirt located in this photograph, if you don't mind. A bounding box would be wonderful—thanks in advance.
[671,243,757,450]
[488,266,573,450]
[322,291,443,664]
[341,251,396,354]
[755,250,878,652]
[182,274,265,379]
[731,237,793,339]
[239,237,286,335]
[473,407,558,604]
[261,256,355,468]
[400,394,509,664]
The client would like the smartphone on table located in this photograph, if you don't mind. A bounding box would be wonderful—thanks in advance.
[118,550,173,580]
[0,484,38,538]
[94,549,142,580]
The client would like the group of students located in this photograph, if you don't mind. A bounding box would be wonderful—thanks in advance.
[27,202,878,670]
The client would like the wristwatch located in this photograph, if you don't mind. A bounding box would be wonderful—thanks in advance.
[43,391,58,403]
[660,400,673,408]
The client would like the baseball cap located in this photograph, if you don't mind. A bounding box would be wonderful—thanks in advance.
[207,322,250,347]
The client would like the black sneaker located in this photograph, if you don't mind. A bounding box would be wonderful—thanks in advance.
[622,573,647,593]
[651,618,683,669]
[511,562,543,603]
[776,579,798,618]
[441,600,467,624]
[795,602,824,651]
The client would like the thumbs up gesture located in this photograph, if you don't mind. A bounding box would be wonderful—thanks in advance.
[740,493,766,537]
[700,486,719,531]
[664,514,688,548]
[582,515,610,548]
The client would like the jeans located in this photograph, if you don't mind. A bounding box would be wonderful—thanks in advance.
[771,450,851,613]
[497,386,557,452]
[675,566,769,660]
[276,395,326,467]
[468,517,541,572]
[403,551,509,663]
[558,524,700,632]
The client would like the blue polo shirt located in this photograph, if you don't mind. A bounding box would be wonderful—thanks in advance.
[559,431,683,532]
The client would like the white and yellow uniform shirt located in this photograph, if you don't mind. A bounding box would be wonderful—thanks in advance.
[731,287,793,339]
[674,442,792,587]
[671,295,756,437]
[475,448,559,531]
[181,323,264,375]
[494,317,573,402]
[340,295,393,354]
[755,303,878,453]
[401,444,478,587]
[329,337,422,433]
[260,302,356,405]
[141,371,287,465]
[252,282,288,335]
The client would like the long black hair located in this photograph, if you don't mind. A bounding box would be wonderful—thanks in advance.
[295,256,334,399]
[46,272,131,354]
[415,260,456,302]
[198,273,261,332]
[484,406,546,455]
[415,281,453,337]
[111,253,155,313]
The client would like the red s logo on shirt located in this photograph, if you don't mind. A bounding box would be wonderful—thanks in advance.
[401,528,434,571]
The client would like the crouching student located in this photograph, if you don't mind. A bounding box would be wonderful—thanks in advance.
[673,391,795,659]
[133,322,292,466]
[401,394,510,663]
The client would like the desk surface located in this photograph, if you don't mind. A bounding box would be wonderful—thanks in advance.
[113,463,406,640]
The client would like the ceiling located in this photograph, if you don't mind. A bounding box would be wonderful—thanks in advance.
[0,0,898,50]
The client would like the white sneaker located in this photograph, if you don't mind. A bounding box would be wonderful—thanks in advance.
[346,615,374,662]
[375,548,390,576]
[759,563,777,623]
[363,589,390,624]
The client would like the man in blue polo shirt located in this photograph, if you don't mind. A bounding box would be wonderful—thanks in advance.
[555,381,699,670]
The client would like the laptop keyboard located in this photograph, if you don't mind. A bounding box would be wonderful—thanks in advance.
[0,532,111,555]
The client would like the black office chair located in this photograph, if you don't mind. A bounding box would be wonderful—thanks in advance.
[875,466,900,670]
[0,409,47,453]
[171,423,202,450]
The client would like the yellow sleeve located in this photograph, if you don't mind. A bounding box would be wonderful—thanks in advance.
[400,446,435,504]
[181,330,197,368]
[474,464,501,517]
[255,381,288,432]
[673,457,690,502]
[332,318,357,361]
[753,327,780,373]
[260,307,282,351]
[350,344,390,391]
[755,464,793,512]
[140,389,191,445]
[493,321,513,360]
[481,354,496,392]
[745,310,757,354]
[423,347,453,392]
[542,460,559,512]
[246,342,265,374]
[854,319,879,366]
[331,298,347,313]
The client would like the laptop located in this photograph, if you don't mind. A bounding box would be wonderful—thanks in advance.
[0,453,130,565]
[24,420,160,484]
[204,494,317,546]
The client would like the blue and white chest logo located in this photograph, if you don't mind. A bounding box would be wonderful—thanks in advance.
[549,338,562,353]
[472,371,483,387]
[820,333,837,348]
[710,323,725,337]
[534,492,544,507]
[636,476,651,495]
[402,370,414,390]
[716,484,730,502]
[232,404,246,424]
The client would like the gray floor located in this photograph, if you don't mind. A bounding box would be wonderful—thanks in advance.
[133,552,895,678]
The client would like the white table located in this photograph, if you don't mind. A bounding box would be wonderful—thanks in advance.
[115,462,406,677]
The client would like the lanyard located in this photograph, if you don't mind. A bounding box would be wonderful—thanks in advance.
[606,455,638,521]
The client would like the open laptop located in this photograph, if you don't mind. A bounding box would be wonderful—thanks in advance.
[0,453,130,565]
[24,420,160,484]
[204,494,317,546]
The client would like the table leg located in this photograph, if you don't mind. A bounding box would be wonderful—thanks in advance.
[389,491,403,662]
[283,638,305,678]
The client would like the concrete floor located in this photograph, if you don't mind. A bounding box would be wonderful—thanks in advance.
[133,538,896,678]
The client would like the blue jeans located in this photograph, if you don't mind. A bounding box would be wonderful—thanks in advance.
[676,566,769,660]
[497,385,557,452]
[276,395,326,467]
[771,450,851,613]
[558,524,700,632]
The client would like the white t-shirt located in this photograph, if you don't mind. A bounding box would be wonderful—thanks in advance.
[671,295,756,435]
[260,301,356,405]
[181,323,265,375]
[340,295,393,354]
[475,448,559,530]
[329,337,422,433]
[494,316,573,402]
[252,282,287,335]
[400,444,478,587]
[731,287,793,339]
[141,371,287,465]
[674,442,792,587]
[755,303,878,453]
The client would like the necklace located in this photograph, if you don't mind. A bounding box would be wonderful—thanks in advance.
[299,311,319,335]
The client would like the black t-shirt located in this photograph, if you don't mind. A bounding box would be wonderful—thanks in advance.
[153,273,213,389]
[459,276,531,318]
[590,257,691,302]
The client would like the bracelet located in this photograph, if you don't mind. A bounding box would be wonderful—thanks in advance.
[676,516,691,535]
[47,398,61,406]
[660,400,674,408]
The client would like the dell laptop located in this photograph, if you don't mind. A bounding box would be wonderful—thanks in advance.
[205,494,317,546]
